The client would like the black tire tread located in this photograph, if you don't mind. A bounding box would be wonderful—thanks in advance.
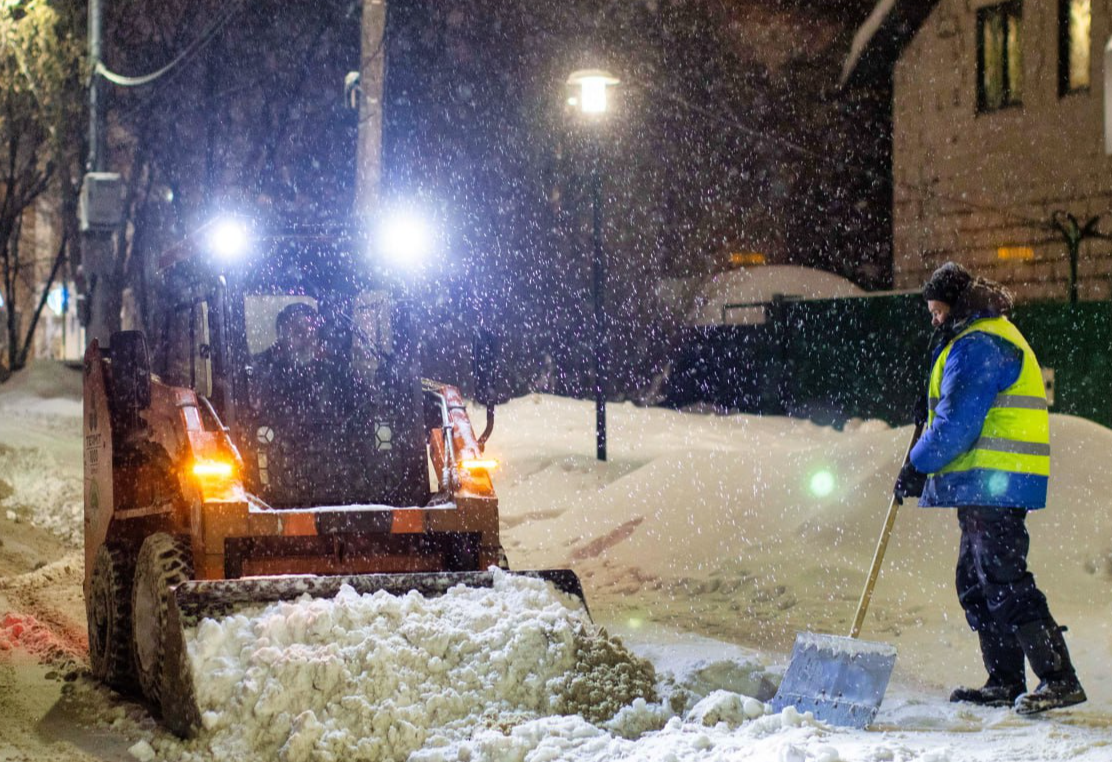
[88,543,137,691]
[131,533,193,708]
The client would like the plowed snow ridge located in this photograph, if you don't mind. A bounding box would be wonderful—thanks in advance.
[174,572,656,762]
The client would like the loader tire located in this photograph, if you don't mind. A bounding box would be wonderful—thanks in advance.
[132,533,193,709]
[88,544,137,691]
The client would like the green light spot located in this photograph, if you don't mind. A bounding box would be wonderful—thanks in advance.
[809,470,835,498]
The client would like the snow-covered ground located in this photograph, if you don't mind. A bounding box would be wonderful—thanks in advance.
[2,362,1111,761]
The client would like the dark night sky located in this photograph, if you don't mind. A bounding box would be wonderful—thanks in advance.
[103,0,892,398]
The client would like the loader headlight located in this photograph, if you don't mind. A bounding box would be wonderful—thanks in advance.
[456,456,498,498]
[208,218,251,260]
[376,208,434,267]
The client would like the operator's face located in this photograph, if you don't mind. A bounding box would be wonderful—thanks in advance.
[281,314,320,365]
[927,299,951,328]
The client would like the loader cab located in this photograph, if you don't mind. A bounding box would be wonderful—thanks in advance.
[156,230,430,510]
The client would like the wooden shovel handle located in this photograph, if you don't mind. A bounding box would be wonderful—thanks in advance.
[849,422,924,639]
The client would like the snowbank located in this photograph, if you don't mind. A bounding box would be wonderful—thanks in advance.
[0,362,83,547]
[0,361,82,419]
[492,396,1112,709]
[0,443,83,546]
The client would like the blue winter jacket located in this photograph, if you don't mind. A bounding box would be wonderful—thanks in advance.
[910,314,1048,509]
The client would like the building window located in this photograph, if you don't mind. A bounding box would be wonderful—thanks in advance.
[977,2,1023,112]
[1059,0,1091,94]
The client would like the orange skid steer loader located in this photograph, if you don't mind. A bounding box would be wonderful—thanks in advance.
[83,226,585,736]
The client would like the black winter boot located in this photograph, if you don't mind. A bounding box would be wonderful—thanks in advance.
[950,682,1025,707]
[950,628,1026,707]
[1013,620,1087,715]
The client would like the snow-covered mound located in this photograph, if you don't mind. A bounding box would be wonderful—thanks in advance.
[0,361,82,419]
[0,362,83,547]
[168,572,656,762]
[672,266,867,326]
[0,443,83,547]
[493,396,1112,707]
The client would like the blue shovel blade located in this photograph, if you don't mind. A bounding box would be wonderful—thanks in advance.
[770,632,897,729]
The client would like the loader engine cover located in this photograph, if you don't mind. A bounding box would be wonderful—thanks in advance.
[249,406,412,506]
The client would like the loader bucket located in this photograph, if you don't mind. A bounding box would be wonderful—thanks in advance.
[769,632,897,729]
[159,569,589,738]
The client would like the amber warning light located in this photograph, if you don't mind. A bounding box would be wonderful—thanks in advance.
[191,458,242,502]
[192,460,235,478]
[460,459,499,472]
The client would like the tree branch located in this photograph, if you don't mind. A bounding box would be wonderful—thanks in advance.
[15,231,67,370]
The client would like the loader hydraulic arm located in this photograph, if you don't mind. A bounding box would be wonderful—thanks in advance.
[423,382,494,499]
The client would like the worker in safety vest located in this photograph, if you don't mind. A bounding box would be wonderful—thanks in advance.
[893,262,1086,715]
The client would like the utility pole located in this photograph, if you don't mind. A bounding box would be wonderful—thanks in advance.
[355,0,387,216]
[88,0,104,174]
[81,0,124,348]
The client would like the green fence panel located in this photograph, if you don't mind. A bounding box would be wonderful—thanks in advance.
[779,295,933,425]
[1011,303,1112,428]
[665,296,1112,429]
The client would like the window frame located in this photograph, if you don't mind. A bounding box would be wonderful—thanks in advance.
[161,298,213,395]
[1058,0,1091,96]
[976,1,1024,113]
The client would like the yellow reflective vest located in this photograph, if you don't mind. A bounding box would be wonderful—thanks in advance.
[925,316,1049,504]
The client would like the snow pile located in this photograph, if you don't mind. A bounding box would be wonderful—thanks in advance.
[494,398,1112,704]
[548,622,660,723]
[685,689,766,727]
[0,609,85,666]
[0,442,83,546]
[0,361,82,420]
[409,695,830,762]
[0,363,83,547]
[176,571,656,762]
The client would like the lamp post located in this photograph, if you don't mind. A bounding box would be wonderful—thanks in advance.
[566,68,619,462]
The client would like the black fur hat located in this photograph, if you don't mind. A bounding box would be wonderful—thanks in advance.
[922,262,973,305]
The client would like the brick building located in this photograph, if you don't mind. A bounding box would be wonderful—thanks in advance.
[849,0,1112,301]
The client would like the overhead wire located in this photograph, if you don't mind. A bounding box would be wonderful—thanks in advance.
[95,0,245,88]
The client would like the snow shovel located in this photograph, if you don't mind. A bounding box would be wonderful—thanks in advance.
[770,423,924,729]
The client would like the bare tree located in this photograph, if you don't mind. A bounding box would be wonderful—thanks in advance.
[0,0,83,377]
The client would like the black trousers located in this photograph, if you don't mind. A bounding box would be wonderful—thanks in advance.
[956,506,1052,633]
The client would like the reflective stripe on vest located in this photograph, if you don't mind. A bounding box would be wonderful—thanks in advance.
[926,317,1050,479]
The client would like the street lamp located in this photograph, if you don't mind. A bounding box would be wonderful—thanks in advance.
[566,68,619,462]
[566,69,620,116]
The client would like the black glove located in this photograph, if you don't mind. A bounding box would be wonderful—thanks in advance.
[893,461,927,505]
[912,394,929,427]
